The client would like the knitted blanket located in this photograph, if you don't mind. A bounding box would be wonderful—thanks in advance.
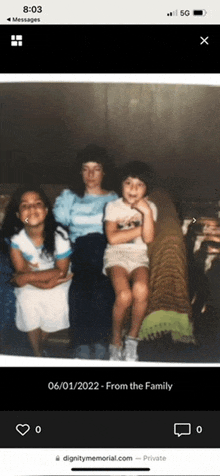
[139,189,194,343]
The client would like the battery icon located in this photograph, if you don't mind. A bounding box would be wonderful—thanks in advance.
[193,9,207,16]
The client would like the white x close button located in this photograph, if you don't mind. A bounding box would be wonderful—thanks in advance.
[200,36,209,45]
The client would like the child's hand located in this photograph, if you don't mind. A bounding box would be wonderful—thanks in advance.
[131,199,152,215]
[21,259,39,272]
[27,262,39,271]
[57,273,74,284]
[44,273,74,289]
[10,273,27,287]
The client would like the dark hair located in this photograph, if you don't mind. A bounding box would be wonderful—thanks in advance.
[70,144,116,197]
[117,160,159,196]
[1,184,67,257]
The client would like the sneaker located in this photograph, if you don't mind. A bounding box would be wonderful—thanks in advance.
[109,344,123,361]
[123,337,139,361]
[74,345,90,359]
[94,342,106,360]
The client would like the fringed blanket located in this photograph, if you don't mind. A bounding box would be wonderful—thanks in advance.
[139,189,194,343]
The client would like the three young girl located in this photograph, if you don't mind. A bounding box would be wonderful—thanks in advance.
[103,161,157,361]
[2,161,156,360]
[2,185,72,357]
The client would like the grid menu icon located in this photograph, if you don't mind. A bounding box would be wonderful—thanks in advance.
[11,35,23,46]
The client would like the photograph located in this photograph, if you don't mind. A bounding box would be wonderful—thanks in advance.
[1,78,220,363]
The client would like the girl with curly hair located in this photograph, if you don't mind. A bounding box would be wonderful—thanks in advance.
[53,144,118,359]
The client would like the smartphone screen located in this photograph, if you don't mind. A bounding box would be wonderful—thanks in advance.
[0,1,219,474]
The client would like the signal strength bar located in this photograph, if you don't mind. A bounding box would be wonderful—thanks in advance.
[167,9,178,16]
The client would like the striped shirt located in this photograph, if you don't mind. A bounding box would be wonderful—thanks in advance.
[53,189,118,243]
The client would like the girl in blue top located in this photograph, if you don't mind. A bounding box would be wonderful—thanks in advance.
[53,144,118,359]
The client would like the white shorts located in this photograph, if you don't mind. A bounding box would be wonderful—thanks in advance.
[15,280,71,333]
[103,248,149,275]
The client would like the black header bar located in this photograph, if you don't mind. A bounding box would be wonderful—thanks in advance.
[0,25,218,72]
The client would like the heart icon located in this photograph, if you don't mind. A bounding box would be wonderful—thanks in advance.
[16,424,31,436]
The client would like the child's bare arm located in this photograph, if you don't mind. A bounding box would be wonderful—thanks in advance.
[131,199,155,244]
[141,210,155,243]
[10,248,71,287]
[11,272,73,289]
[27,272,73,289]
[105,220,142,245]
[10,248,36,273]
[24,257,71,286]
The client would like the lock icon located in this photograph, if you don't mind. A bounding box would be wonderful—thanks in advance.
[56,455,60,461]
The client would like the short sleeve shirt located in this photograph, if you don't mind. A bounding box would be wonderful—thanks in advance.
[10,227,72,271]
[104,198,158,251]
[53,189,118,243]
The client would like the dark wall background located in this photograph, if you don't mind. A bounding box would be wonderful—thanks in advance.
[0,82,220,202]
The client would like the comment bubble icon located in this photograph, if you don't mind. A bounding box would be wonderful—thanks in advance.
[174,423,191,437]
